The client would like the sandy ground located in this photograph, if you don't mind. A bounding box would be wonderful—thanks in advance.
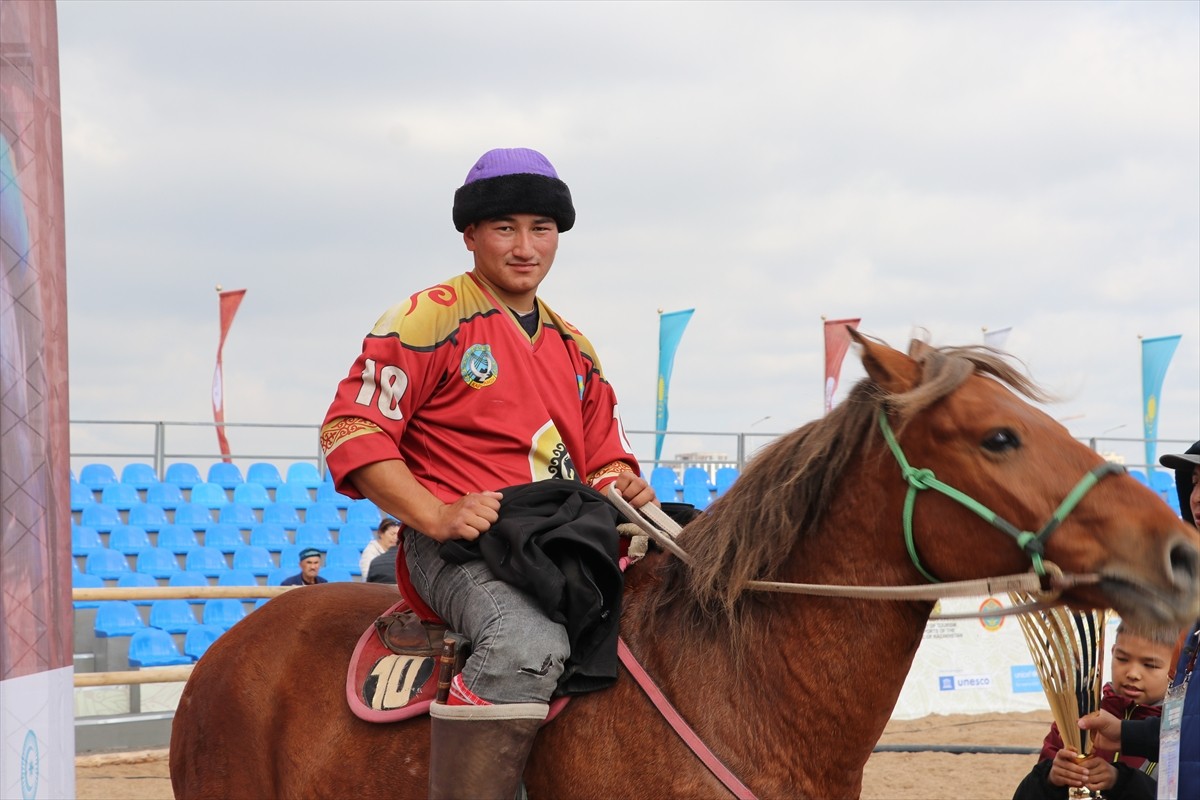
[75,710,1052,799]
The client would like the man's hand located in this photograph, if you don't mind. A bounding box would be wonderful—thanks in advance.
[612,472,656,509]
[1078,710,1122,752]
[427,491,503,542]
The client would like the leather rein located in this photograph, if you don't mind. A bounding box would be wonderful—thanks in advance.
[606,411,1124,799]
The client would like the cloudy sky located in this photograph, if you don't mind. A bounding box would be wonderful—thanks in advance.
[56,1,1198,469]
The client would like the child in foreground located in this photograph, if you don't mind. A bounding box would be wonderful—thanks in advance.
[1010,622,1174,800]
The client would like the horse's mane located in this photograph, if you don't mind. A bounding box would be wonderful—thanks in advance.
[659,340,1051,622]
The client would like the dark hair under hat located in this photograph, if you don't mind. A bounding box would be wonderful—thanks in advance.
[1160,440,1200,525]
[452,148,575,233]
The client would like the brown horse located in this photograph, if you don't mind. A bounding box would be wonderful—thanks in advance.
[170,336,1199,799]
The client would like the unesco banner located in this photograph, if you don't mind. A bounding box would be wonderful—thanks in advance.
[0,1,75,797]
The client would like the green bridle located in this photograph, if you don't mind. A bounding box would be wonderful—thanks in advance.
[877,410,1125,582]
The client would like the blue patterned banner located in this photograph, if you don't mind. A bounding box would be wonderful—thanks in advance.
[655,309,694,463]
[1141,334,1181,470]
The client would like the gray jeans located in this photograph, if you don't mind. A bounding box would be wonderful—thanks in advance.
[403,530,569,704]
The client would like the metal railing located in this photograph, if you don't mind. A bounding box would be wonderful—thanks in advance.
[68,419,1193,481]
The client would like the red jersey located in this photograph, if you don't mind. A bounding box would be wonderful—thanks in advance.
[321,271,639,502]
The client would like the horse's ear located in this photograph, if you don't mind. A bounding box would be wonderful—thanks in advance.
[851,330,920,394]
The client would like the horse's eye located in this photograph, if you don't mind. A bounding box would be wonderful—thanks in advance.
[982,429,1020,453]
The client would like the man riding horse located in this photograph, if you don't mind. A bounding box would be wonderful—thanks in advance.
[320,147,656,799]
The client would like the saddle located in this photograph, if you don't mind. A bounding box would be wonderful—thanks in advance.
[345,599,457,722]
[346,599,571,723]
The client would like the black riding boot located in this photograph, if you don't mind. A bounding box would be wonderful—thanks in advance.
[427,700,547,800]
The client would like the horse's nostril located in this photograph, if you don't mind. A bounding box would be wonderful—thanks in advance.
[1169,538,1199,587]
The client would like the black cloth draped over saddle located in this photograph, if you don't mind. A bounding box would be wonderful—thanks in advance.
[438,480,623,696]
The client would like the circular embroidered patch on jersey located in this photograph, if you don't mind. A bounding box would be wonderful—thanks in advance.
[461,344,498,389]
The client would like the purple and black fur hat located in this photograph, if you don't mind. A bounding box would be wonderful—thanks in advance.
[452,148,575,233]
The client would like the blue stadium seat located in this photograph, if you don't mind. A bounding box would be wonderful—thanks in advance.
[71,481,95,512]
[1150,471,1175,506]
[338,523,374,552]
[218,502,258,530]
[267,567,293,586]
[100,482,141,511]
[128,503,169,532]
[714,467,739,497]
[80,463,118,492]
[173,502,214,531]
[207,461,245,490]
[232,483,271,509]
[326,544,362,576]
[262,503,302,528]
[246,462,283,491]
[190,481,229,509]
[650,466,681,496]
[85,549,131,580]
[157,524,200,554]
[117,571,159,604]
[149,599,199,633]
[94,600,146,637]
[232,545,274,577]
[136,547,181,579]
[682,466,714,491]
[249,523,289,552]
[72,525,105,558]
[295,524,334,551]
[168,570,210,604]
[164,462,202,490]
[322,567,353,583]
[306,501,343,529]
[274,481,312,509]
[286,462,322,490]
[184,624,224,661]
[146,482,184,510]
[120,462,159,491]
[682,483,712,511]
[72,572,105,608]
[346,499,381,527]
[279,545,303,571]
[81,503,122,533]
[1128,469,1149,486]
[203,598,247,631]
[109,525,152,556]
[204,523,245,553]
[128,628,191,667]
[316,481,353,509]
[185,546,230,578]
[216,569,258,588]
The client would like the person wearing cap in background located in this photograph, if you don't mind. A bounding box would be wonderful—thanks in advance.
[280,547,327,586]
[1079,440,1200,800]
[320,148,655,798]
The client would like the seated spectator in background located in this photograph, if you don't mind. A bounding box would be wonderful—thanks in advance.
[281,547,327,586]
[1012,622,1175,800]
[365,543,399,585]
[359,517,400,577]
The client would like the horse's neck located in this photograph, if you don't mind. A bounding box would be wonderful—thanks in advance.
[624,510,931,794]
